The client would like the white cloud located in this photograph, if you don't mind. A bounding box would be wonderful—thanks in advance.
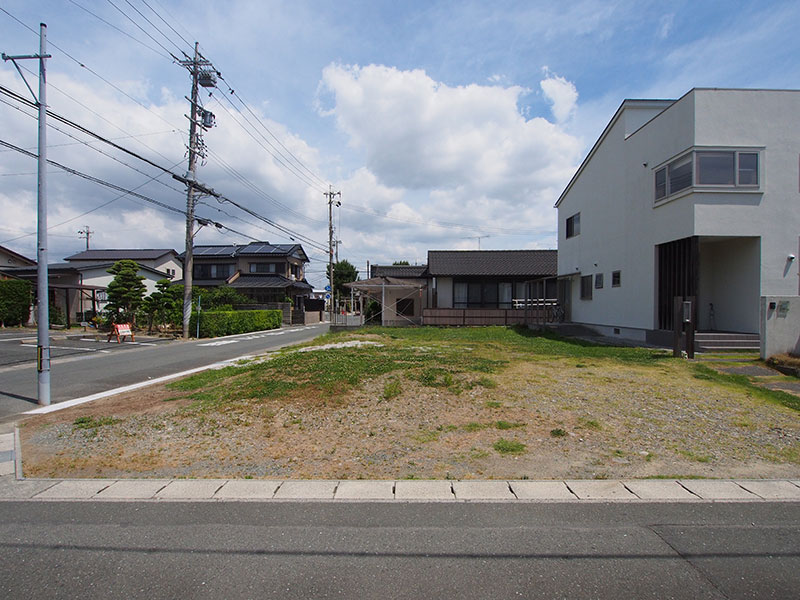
[540,68,579,123]
[319,63,581,203]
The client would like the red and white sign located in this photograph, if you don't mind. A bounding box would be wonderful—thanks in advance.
[107,323,135,343]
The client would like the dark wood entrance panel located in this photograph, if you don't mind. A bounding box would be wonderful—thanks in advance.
[657,236,698,330]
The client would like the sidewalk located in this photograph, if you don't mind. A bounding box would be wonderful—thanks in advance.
[3,432,799,502]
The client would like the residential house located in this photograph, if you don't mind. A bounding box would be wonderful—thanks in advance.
[0,245,36,277]
[555,88,800,348]
[186,242,313,312]
[2,261,172,326]
[65,249,182,280]
[351,250,557,326]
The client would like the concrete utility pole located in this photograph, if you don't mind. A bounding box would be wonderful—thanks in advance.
[179,43,214,339]
[3,23,52,405]
[78,225,93,250]
[324,185,341,320]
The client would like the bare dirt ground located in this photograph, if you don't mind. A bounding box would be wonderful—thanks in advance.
[19,337,800,481]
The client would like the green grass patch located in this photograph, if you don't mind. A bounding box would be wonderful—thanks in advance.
[550,428,567,438]
[484,401,502,409]
[463,422,487,432]
[494,420,525,430]
[383,378,402,400]
[72,415,118,430]
[493,438,526,455]
[578,417,601,430]
[692,363,800,412]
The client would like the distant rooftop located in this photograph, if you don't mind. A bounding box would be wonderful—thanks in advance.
[187,242,309,261]
[370,264,428,278]
[427,250,557,277]
[65,249,178,262]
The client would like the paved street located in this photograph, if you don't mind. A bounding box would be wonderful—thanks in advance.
[0,499,798,599]
[0,323,328,427]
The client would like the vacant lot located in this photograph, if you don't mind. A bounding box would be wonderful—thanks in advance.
[20,327,800,480]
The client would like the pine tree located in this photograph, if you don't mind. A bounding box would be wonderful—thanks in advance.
[105,260,146,324]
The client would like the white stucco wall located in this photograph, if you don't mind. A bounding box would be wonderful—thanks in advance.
[761,296,800,358]
[557,89,800,334]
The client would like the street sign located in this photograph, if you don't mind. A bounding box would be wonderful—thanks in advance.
[324,285,331,291]
[325,293,331,300]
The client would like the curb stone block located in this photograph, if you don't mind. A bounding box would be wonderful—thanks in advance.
[735,480,800,500]
[623,480,698,500]
[34,480,116,499]
[567,480,637,500]
[156,479,227,499]
[214,480,281,499]
[679,480,759,500]
[452,481,515,500]
[509,481,576,500]
[335,480,395,499]
[96,480,171,499]
[394,480,454,500]
[273,480,337,499]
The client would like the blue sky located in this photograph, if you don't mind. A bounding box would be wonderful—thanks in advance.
[2,0,799,287]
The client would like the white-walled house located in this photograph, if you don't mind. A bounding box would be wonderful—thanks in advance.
[556,88,800,345]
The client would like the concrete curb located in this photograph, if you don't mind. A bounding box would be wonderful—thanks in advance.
[1,474,799,502]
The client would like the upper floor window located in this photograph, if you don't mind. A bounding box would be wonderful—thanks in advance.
[194,263,234,279]
[249,262,277,274]
[655,149,760,201]
[696,151,759,186]
[566,213,581,238]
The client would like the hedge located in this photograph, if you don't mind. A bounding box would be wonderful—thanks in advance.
[189,309,282,338]
[0,279,32,327]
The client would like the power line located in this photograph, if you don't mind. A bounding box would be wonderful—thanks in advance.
[104,0,182,61]
[65,0,173,60]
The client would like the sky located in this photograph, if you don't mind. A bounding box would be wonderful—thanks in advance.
[2,0,799,289]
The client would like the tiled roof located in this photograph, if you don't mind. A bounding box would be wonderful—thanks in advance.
[370,265,428,278]
[65,249,177,261]
[228,274,313,291]
[427,250,557,277]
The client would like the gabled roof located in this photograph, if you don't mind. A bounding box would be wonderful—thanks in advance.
[65,248,179,262]
[187,242,309,262]
[370,264,428,278]
[0,245,36,266]
[427,250,557,277]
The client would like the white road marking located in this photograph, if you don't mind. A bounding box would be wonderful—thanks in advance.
[19,344,110,353]
[197,339,239,347]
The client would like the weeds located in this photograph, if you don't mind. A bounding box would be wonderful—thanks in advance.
[493,438,526,455]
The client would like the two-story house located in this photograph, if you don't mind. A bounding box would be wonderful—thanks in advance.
[556,88,800,348]
[187,242,312,309]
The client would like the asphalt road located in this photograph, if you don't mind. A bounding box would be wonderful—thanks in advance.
[0,323,328,424]
[0,500,798,599]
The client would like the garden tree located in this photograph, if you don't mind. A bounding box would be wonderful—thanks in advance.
[140,280,183,331]
[326,259,359,300]
[392,260,410,265]
[104,260,146,324]
[0,279,32,327]
[194,285,251,310]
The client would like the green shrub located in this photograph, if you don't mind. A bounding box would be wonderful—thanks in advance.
[189,309,282,338]
[0,279,32,326]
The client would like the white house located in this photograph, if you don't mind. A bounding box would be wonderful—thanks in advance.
[555,88,800,346]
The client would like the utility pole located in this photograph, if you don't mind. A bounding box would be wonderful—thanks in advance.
[324,185,341,320]
[178,43,215,339]
[3,23,52,405]
[78,225,93,250]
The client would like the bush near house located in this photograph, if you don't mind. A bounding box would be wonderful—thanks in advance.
[189,309,282,338]
[0,279,32,326]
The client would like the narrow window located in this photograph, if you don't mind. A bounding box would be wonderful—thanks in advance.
[595,273,604,289]
[566,213,581,238]
[655,167,667,200]
[612,270,621,287]
[668,154,692,194]
[737,152,758,185]
[580,275,593,300]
